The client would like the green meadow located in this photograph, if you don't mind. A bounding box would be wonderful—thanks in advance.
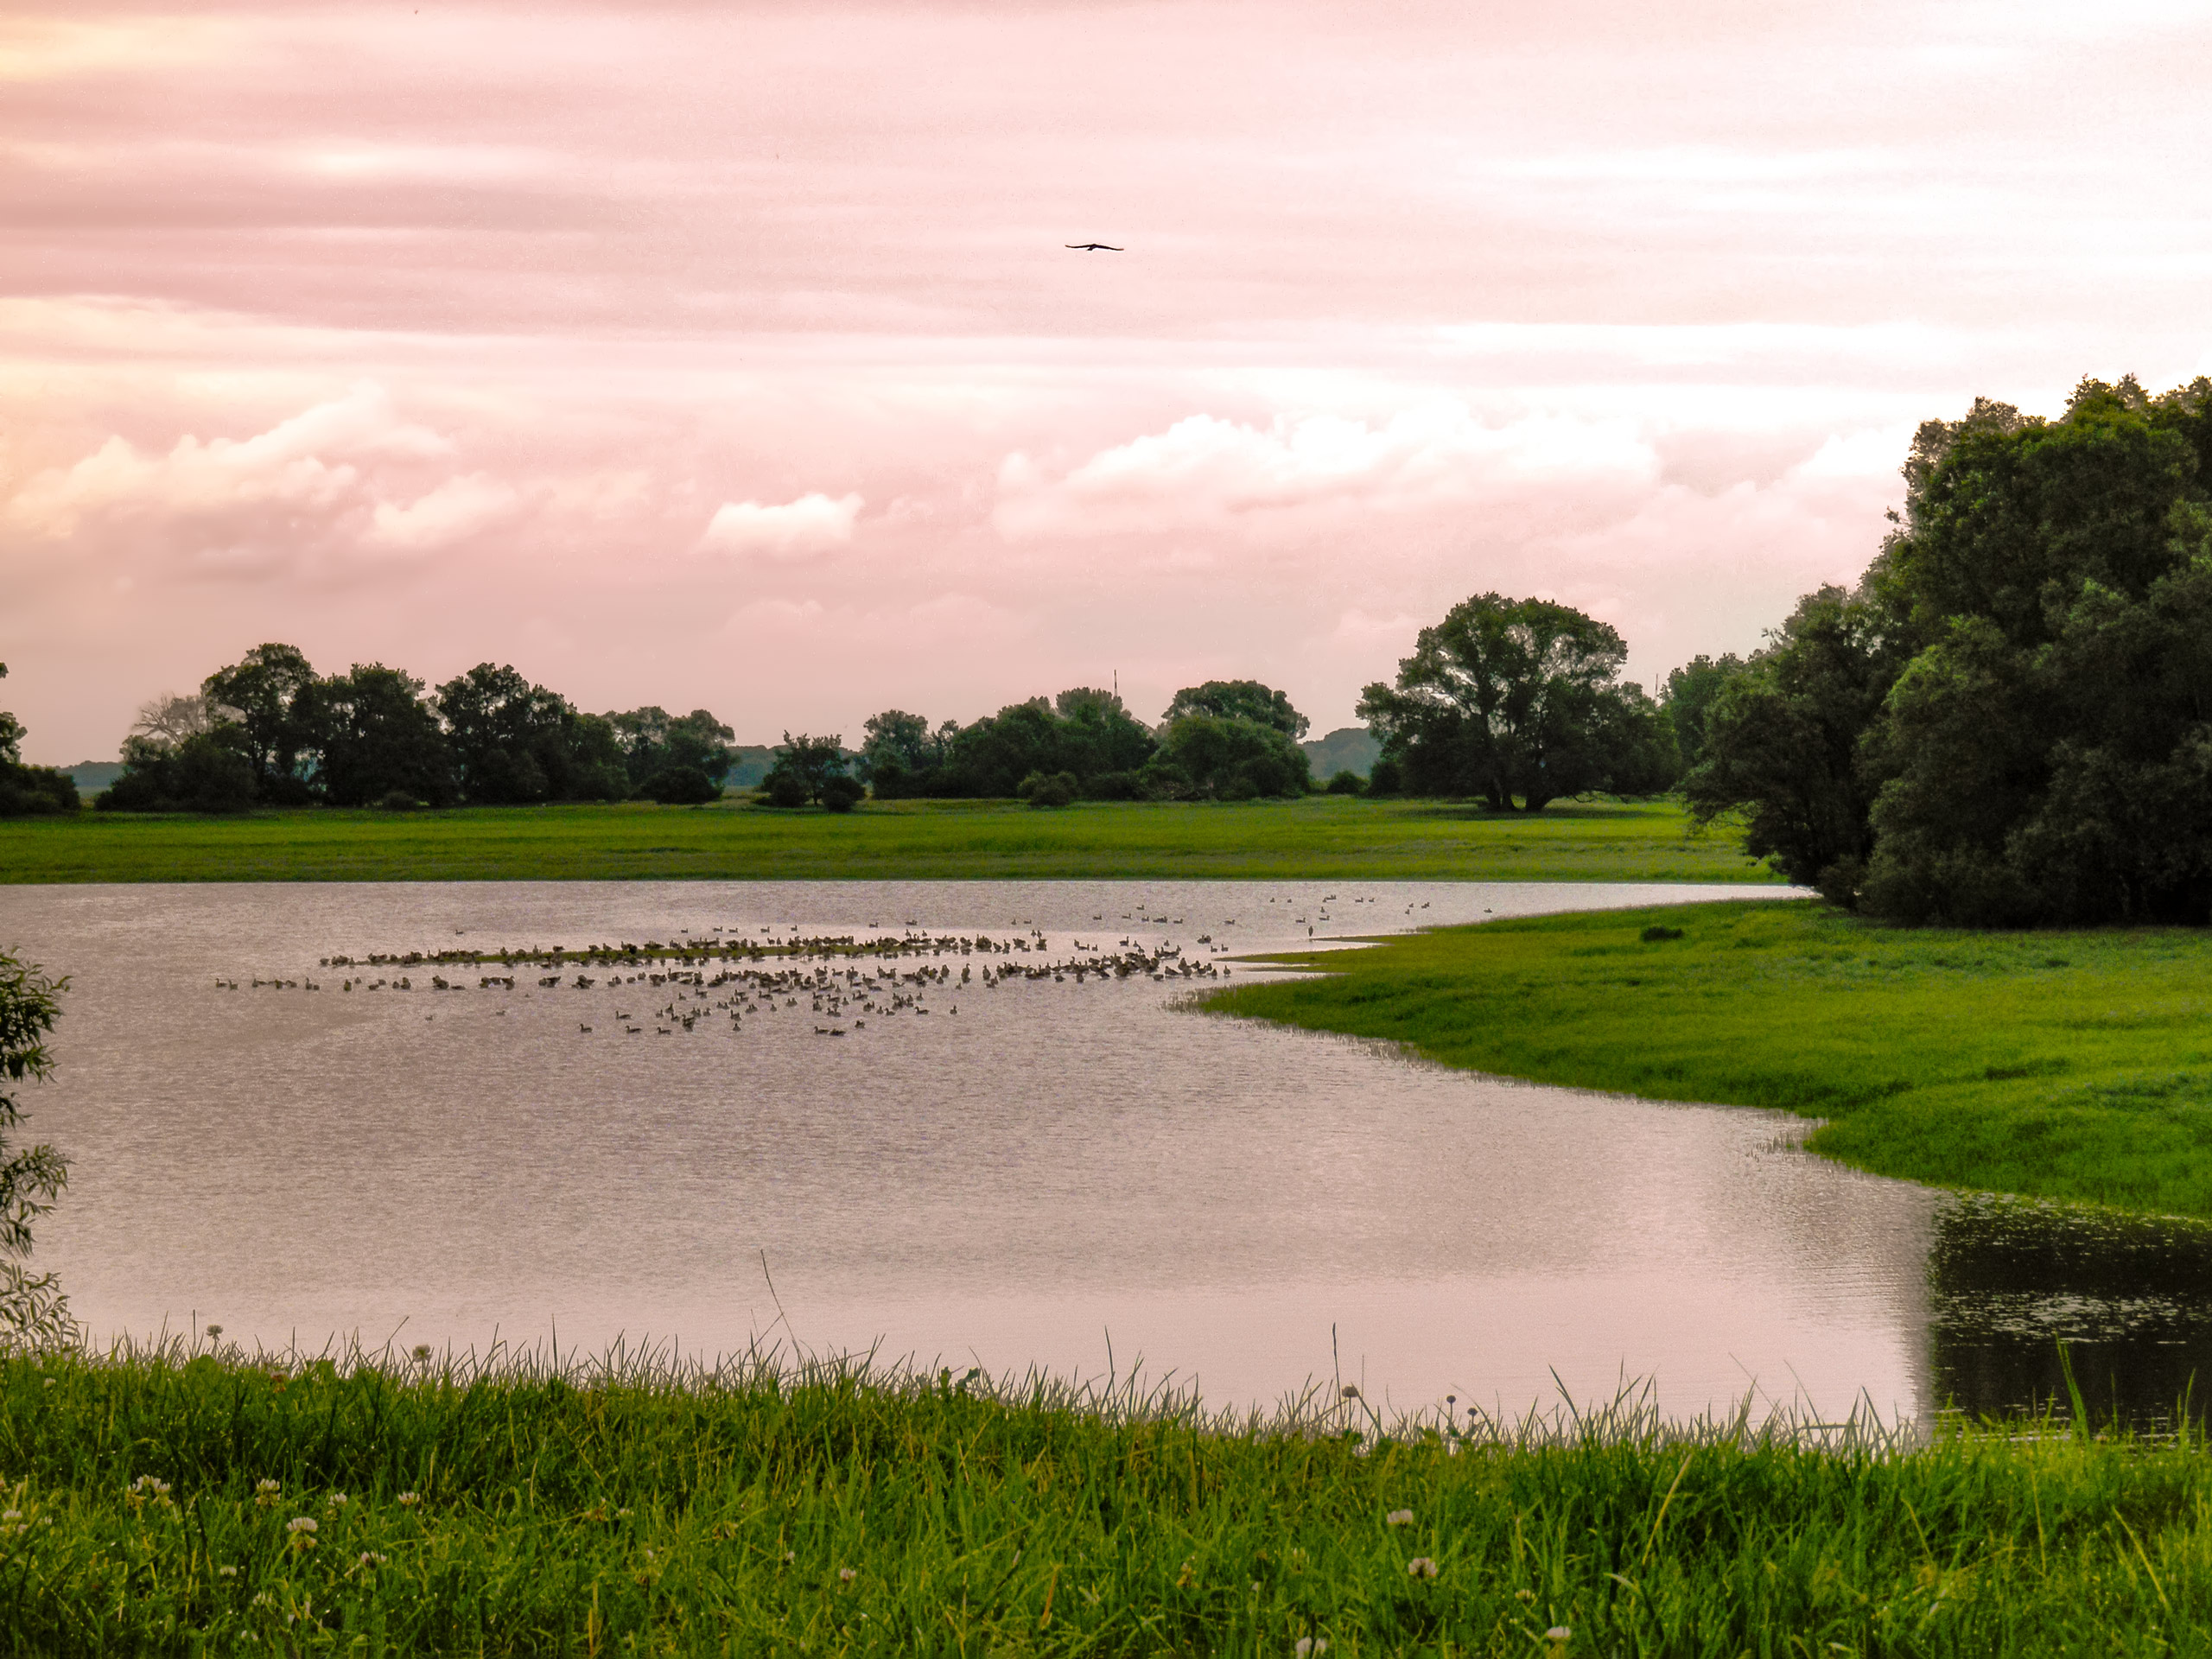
[0,797,1774,885]
[6,1342,2212,1656]
[1212,899,2212,1218]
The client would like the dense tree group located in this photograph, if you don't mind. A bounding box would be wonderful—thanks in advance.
[1359,595,1679,808]
[97,645,739,813]
[852,680,1312,804]
[1690,375,2212,926]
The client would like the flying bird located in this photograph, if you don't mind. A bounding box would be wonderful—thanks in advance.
[1065,243,1122,251]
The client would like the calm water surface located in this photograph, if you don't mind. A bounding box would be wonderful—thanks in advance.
[2,879,2197,1425]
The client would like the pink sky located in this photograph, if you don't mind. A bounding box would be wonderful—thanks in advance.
[6,0,2211,761]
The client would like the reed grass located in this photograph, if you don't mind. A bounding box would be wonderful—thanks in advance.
[0,797,1774,886]
[2,1335,2209,1654]
[1211,899,2212,1218]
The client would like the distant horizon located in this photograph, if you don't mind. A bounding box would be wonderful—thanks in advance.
[7,2,2211,761]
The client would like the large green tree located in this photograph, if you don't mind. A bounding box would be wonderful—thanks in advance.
[1684,583,1913,899]
[310,664,456,807]
[1160,680,1310,740]
[1358,594,1674,810]
[202,643,319,801]
[436,664,628,804]
[607,707,737,791]
[1859,377,2212,924]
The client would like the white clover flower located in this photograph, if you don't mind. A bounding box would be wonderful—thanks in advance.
[1294,1639,1328,1657]
[397,1491,419,1507]
[1386,1509,1414,1526]
[1,1511,18,1522]
[257,1479,281,1493]
[783,1551,796,1564]
[358,1551,388,1567]
[327,1493,348,1509]
[1407,1557,1439,1579]
[286,1516,318,1534]
[41,1378,54,1389]
[839,1567,858,1583]
[616,1508,632,1519]
[219,1565,238,1577]
[1545,1629,1571,1650]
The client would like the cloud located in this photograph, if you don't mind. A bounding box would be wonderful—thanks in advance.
[367,473,520,551]
[993,407,1656,541]
[4,382,448,539]
[698,492,863,559]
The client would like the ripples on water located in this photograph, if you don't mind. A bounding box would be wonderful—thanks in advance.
[3,877,2206,1426]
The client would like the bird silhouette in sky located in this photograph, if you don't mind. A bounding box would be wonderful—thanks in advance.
[1065,243,1122,251]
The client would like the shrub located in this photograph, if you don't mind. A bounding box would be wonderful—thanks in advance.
[0,764,80,818]
[1367,756,1404,796]
[819,775,865,813]
[645,766,721,805]
[376,789,419,812]
[761,772,810,809]
[1325,769,1365,796]
[1018,771,1078,808]
[1083,770,1141,801]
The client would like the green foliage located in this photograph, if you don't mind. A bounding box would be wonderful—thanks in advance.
[1684,583,1911,900]
[1359,594,1680,810]
[1017,770,1077,808]
[8,1345,2212,1654]
[0,664,83,820]
[436,664,629,804]
[1148,713,1311,799]
[1701,378,2212,925]
[0,952,72,1351]
[817,775,865,813]
[760,732,849,806]
[1215,899,2212,1217]
[96,734,257,815]
[1160,678,1309,739]
[311,664,456,808]
[1660,652,1749,772]
[607,707,736,791]
[0,798,1777,884]
[643,766,721,805]
[201,644,318,797]
[1325,769,1364,796]
[861,690,1155,798]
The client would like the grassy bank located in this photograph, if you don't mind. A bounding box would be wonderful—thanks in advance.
[0,797,1774,885]
[1212,899,2212,1218]
[4,1344,2211,1656]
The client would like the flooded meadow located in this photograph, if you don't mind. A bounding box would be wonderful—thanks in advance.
[3,878,2204,1427]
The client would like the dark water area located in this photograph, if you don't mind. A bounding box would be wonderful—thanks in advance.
[1930,1198,2212,1430]
[2,877,2209,1431]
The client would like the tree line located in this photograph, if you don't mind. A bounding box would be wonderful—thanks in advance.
[1685,375,2212,927]
[89,647,741,812]
[801,680,1318,809]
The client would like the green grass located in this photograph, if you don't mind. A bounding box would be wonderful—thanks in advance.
[1212,899,2212,1218]
[8,1341,2212,1656]
[0,798,1776,885]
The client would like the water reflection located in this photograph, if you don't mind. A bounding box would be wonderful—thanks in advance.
[9,877,2204,1426]
[1930,1196,2212,1428]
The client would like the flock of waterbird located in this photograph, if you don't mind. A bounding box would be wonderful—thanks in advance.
[211,893,1458,1039]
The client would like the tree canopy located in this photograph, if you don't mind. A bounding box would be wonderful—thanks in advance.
[1693,375,2212,925]
[1160,680,1310,740]
[0,664,83,819]
[1358,594,1676,810]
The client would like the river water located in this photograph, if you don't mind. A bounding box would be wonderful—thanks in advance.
[2,879,2200,1427]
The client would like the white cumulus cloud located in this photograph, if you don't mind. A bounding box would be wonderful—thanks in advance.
[367,472,519,551]
[992,406,1656,541]
[698,491,862,559]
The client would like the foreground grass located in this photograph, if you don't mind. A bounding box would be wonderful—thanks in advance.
[1213,899,2212,1218]
[6,1344,2212,1656]
[0,797,1773,885]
